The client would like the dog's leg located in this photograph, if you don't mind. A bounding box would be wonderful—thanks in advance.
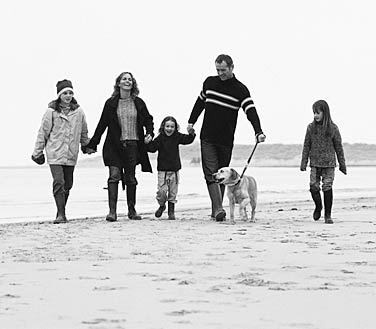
[250,196,256,222]
[229,197,236,224]
[240,198,250,221]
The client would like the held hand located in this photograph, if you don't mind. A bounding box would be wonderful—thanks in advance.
[188,127,195,135]
[144,134,152,144]
[86,148,96,155]
[187,123,194,134]
[256,133,266,143]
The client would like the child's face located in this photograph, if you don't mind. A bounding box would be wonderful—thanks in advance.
[314,109,323,123]
[60,90,74,105]
[164,120,176,136]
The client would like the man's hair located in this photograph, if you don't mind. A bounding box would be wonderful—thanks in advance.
[215,54,233,67]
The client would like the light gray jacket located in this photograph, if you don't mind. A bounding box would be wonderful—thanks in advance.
[33,105,90,165]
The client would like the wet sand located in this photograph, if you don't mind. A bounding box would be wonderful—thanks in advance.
[1,197,375,329]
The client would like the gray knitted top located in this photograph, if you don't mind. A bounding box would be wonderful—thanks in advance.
[300,122,346,170]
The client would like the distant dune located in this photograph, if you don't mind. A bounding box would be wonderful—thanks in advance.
[78,142,376,167]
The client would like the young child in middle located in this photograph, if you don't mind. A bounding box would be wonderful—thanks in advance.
[146,116,196,220]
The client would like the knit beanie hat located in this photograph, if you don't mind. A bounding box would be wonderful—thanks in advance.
[56,79,74,98]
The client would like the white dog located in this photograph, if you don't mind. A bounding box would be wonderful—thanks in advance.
[213,167,257,224]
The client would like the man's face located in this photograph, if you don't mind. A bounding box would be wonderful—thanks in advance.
[216,61,234,80]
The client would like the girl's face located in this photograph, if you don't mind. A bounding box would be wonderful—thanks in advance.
[60,90,74,105]
[119,73,133,92]
[314,109,323,123]
[164,120,176,136]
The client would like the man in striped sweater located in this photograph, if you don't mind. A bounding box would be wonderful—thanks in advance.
[187,54,266,222]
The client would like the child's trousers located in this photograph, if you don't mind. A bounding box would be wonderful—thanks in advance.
[309,167,335,192]
[156,171,179,205]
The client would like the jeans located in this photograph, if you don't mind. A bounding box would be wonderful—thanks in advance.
[309,167,335,192]
[200,140,232,184]
[108,140,139,186]
[156,171,179,204]
[49,165,75,196]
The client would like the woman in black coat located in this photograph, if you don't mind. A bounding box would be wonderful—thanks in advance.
[85,72,154,221]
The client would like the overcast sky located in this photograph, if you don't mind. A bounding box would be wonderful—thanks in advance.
[1,0,375,166]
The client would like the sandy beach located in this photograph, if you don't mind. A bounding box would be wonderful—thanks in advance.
[1,196,375,329]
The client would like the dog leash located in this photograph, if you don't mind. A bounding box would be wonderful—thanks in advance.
[239,141,259,179]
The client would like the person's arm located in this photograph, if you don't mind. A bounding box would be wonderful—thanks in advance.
[187,80,207,131]
[140,99,154,143]
[145,135,160,153]
[241,87,265,142]
[85,101,110,151]
[300,125,311,171]
[178,131,196,145]
[333,125,347,174]
[80,110,90,147]
[32,109,53,159]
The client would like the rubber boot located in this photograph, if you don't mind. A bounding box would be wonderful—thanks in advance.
[53,193,67,224]
[210,184,225,219]
[155,189,167,218]
[324,189,333,224]
[310,189,322,221]
[207,182,226,221]
[106,182,118,222]
[126,184,142,220]
[155,204,166,218]
[167,202,176,220]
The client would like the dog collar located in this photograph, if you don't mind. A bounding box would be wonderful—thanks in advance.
[227,178,241,186]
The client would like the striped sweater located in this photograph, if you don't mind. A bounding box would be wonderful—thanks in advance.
[188,75,262,146]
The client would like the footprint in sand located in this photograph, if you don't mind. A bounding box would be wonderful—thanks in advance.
[82,318,126,325]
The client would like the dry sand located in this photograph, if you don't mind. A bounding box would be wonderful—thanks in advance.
[1,197,375,329]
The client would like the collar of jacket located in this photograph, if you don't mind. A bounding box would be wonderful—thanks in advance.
[48,99,80,111]
[108,95,139,109]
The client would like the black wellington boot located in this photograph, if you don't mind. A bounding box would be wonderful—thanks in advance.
[53,193,67,224]
[324,189,333,224]
[207,182,226,222]
[310,189,322,221]
[106,182,118,222]
[126,184,142,220]
[167,202,176,220]
[155,204,166,218]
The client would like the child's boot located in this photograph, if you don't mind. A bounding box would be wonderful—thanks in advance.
[53,193,67,224]
[155,203,166,218]
[168,202,176,220]
[310,188,322,221]
[323,189,333,224]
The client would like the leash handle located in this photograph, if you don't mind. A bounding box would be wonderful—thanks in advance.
[240,141,259,179]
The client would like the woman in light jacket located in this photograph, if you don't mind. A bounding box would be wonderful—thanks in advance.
[32,79,93,224]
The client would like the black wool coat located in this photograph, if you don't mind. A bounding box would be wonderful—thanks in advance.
[87,95,154,172]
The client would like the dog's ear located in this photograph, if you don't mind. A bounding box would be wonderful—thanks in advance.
[230,169,238,180]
